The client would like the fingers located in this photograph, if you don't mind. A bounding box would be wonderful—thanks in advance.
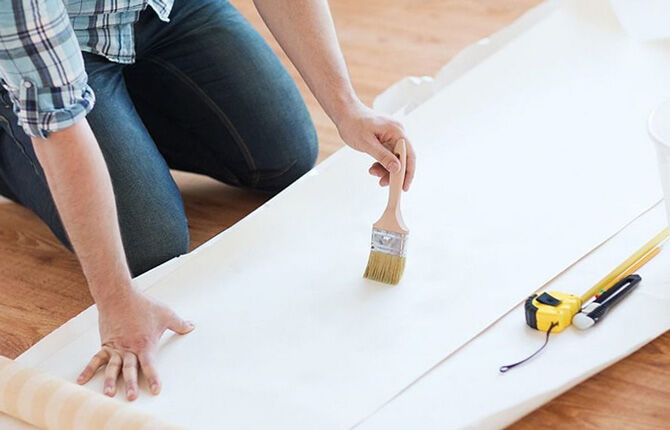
[166,314,195,335]
[78,349,110,384]
[366,137,401,174]
[139,352,162,395]
[367,135,416,191]
[103,352,122,397]
[378,119,415,190]
[403,138,417,191]
[122,352,139,401]
[368,162,385,177]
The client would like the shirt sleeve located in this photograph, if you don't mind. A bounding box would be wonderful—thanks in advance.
[0,0,95,138]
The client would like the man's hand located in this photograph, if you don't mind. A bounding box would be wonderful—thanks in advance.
[33,120,193,400]
[252,1,416,190]
[336,103,416,191]
[76,289,194,401]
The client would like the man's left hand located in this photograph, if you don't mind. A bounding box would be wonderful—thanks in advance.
[336,104,416,191]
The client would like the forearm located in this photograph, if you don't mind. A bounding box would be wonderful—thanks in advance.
[32,120,132,306]
[253,0,362,124]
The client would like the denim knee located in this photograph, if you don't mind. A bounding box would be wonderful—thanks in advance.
[123,212,189,277]
[286,122,318,181]
[256,121,318,193]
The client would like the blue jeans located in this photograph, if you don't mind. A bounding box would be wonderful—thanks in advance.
[0,0,318,276]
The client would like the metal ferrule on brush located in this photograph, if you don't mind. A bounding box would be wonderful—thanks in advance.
[371,228,408,257]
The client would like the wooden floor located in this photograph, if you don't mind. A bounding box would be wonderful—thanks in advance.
[1,0,669,428]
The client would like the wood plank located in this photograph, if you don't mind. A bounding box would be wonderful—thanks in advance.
[0,0,666,428]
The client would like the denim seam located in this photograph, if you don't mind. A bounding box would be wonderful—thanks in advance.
[141,55,261,187]
[257,158,297,181]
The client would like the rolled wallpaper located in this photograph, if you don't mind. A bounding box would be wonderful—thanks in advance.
[0,356,182,430]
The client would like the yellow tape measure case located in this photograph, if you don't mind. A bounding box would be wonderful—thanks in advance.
[525,291,581,332]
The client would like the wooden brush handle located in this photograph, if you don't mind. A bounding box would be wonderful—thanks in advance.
[374,138,409,234]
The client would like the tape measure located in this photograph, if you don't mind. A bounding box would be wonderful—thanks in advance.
[524,291,581,333]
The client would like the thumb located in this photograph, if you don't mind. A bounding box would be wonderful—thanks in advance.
[166,314,195,335]
[367,138,401,173]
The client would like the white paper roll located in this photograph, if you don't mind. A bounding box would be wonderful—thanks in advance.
[0,357,182,430]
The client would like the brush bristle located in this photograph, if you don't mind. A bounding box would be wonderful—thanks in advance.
[364,251,406,285]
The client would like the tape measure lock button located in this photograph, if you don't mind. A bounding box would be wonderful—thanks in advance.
[536,292,562,306]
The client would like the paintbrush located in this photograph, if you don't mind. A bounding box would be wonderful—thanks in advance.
[364,138,409,284]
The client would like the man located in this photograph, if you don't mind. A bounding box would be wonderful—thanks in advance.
[0,0,416,401]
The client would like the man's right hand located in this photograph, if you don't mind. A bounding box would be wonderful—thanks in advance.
[32,120,193,401]
[76,288,194,401]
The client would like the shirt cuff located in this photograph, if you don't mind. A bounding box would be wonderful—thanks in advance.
[6,73,96,139]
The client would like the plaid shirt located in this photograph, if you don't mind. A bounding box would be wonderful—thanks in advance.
[0,0,173,138]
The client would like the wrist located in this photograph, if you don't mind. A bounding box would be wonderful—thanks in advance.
[92,279,136,314]
[330,94,366,128]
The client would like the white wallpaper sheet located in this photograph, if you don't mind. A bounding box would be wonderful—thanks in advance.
[2,0,669,428]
